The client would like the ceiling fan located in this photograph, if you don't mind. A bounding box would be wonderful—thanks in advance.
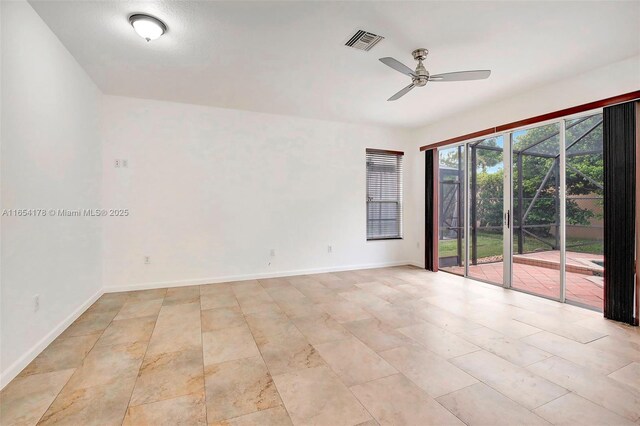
[380,49,491,101]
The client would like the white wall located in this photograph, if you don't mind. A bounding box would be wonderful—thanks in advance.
[408,55,640,266]
[1,0,635,389]
[0,1,103,386]
[101,96,416,290]
[416,55,640,147]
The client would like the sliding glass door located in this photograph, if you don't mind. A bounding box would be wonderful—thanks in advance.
[436,111,605,311]
[510,123,562,300]
[467,137,505,285]
[564,113,604,309]
[438,145,466,276]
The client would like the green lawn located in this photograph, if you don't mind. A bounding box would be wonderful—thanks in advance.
[439,231,602,259]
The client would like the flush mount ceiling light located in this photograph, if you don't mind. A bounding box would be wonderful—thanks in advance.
[129,14,167,42]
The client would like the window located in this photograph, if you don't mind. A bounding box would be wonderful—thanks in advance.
[366,149,404,240]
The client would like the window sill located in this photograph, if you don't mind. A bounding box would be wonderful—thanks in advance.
[367,237,403,241]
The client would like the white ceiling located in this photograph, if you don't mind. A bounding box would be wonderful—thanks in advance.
[30,1,640,128]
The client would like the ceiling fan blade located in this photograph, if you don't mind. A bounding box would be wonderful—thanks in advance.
[379,57,416,77]
[429,70,491,82]
[388,83,415,101]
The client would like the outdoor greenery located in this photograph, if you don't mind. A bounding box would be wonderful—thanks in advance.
[439,114,604,258]
[439,232,603,259]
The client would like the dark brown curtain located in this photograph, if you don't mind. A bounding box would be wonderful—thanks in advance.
[425,149,438,271]
[603,101,637,325]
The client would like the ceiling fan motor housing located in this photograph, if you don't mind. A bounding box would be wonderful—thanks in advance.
[412,49,429,86]
[412,48,429,61]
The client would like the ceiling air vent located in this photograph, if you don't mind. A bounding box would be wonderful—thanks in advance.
[345,30,384,51]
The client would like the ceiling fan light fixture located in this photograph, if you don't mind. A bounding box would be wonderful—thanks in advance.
[129,14,166,42]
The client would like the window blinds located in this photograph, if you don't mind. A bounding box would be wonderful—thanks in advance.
[366,149,404,240]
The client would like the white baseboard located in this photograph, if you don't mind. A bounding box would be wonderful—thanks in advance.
[104,260,413,293]
[0,288,104,390]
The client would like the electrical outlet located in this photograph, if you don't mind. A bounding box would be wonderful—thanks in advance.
[114,159,121,168]
[144,256,151,264]
[328,245,332,253]
[34,294,40,312]
[122,159,128,168]
[270,249,276,257]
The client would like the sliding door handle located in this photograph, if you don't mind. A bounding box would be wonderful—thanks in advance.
[505,210,510,229]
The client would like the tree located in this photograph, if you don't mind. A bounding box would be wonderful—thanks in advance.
[438,114,603,255]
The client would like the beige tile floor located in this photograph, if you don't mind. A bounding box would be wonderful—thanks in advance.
[2,266,640,426]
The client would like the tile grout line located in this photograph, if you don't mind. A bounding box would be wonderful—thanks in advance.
[524,355,640,420]
[34,294,130,425]
[353,287,476,426]
[118,290,167,425]
[570,368,639,420]
[202,279,296,424]
[364,275,560,424]
[258,277,326,423]
[197,284,209,425]
[284,276,384,425]
[307,274,477,425]
[113,302,206,409]
[530,388,571,411]
[9,268,634,425]
[251,278,303,425]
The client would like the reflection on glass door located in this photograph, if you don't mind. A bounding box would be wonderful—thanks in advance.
[564,113,604,310]
[511,123,561,300]
[467,137,504,285]
[438,145,465,275]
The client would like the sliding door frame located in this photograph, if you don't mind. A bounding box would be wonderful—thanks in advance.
[504,111,596,303]
[464,142,470,278]
[503,132,512,290]
[437,109,603,308]
[463,132,511,288]
[559,119,567,303]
